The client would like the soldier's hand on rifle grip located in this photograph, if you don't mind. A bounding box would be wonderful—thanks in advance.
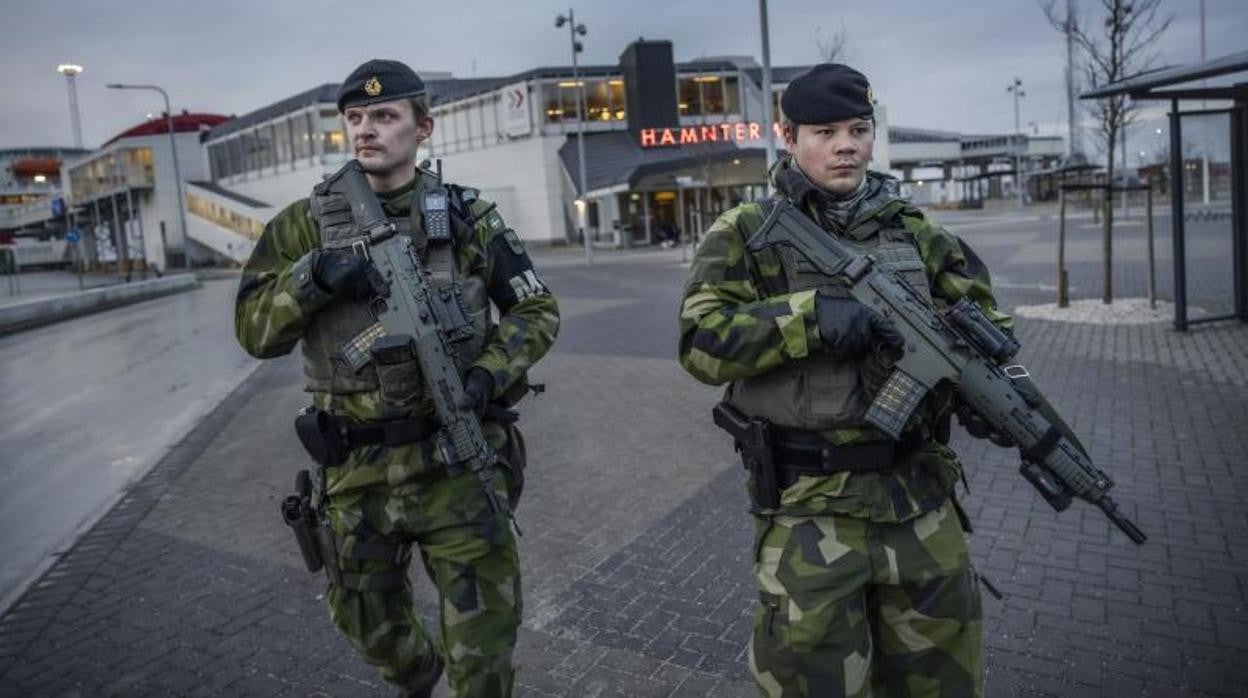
[310,249,390,302]
[458,368,495,417]
[815,287,904,360]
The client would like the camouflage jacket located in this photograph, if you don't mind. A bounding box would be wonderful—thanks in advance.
[679,157,1012,521]
[235,171,559,495]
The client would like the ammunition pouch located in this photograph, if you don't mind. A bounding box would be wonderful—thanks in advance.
[294,406,442,468]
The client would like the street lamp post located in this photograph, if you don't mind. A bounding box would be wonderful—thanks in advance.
[107,83,192,269]
[56,64,85,149]
[1007,77,1026,206]
[759,0,776,175]
[555,9,593,266]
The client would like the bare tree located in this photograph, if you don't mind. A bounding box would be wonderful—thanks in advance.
[813,23,849,63]
[1040,0,1171,302]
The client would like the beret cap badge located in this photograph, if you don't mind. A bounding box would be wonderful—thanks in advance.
[364,77,383,97]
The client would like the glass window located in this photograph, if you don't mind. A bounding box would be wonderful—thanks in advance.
[209,143,227,180]
[723,76,740,115]
[275,119,292,166]
[254,125,274,170]
[608,79,626,120]
[544,84,565,123]
[585,80,612,122]
[228,136,243,176]
[320,110,345,154]
[678,77,701,116]
[698,76,725,115]
[239,132,255,172]
[559,82,583,121]
[483,97,498,140]
[291,113,311,161]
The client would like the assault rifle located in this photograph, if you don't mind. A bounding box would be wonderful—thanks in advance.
[745,200,1146,544]
[319,160,504,519]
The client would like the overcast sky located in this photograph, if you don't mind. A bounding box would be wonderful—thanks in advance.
[2,0,1243,153]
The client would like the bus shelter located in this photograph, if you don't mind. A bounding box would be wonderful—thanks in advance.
[1082,51,1247,330]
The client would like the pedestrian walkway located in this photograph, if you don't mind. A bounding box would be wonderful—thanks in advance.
[0,270,124,308]
[1,212,1245,696]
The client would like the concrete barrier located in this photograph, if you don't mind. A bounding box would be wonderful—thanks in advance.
[0,274,200,335]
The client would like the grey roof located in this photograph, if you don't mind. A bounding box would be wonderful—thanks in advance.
[557,131,748,194]
[1081,50,1248,98]
[205,84,339,141]
[188,180,270,208]
[889,126,963,143]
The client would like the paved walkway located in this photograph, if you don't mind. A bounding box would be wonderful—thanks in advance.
[1,208,1246,697]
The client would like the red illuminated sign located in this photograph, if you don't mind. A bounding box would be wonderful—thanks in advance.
[639,122,784,148]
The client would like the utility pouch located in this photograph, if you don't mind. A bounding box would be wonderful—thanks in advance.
[371,334,422,405]
[294,406,348,468]
[280,470,324,573]
[713,402,780,510]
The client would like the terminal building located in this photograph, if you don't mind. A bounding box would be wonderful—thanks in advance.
[199,39,865,251]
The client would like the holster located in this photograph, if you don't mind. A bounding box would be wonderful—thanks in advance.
[713,403,780,510]
[280,470,325,573]
[294,407,348,468]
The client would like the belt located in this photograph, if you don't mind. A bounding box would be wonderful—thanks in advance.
[770,426,924,489]
[336,415,442,448]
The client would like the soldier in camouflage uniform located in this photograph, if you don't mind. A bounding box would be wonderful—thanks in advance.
[235,59,559,697]
[679,64,1012,697]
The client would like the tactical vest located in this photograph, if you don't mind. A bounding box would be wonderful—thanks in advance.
[300,188,490,405]
[727,201,933,433]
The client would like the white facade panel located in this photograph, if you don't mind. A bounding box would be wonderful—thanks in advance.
[424,134,567,244]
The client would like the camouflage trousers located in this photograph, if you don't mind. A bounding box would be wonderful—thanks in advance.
[749,498,983,698]
[323,465,520,697]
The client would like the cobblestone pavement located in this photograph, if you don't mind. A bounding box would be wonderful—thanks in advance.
[1,206,1246,697]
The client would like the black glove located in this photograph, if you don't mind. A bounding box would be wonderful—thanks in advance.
[310,249,389,302]
[814,288,904,360]
[457,368,495,417]
[956,402,1016,448]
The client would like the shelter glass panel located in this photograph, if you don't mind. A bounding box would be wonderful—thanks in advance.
[1174,111,1236,317]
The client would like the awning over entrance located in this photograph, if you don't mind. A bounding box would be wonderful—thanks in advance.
[557,131,763,197]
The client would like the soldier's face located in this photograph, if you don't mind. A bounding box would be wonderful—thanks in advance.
[785,118,874,195]
[343,99,433,178]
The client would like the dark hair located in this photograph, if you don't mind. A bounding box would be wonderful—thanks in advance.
[408,97,430,121]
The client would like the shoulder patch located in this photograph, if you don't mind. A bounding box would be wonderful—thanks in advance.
[502,228,526,255]
[486,211,506,231]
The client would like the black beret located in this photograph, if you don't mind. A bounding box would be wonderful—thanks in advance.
[780,63,874,125]
[336,59,426,112]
